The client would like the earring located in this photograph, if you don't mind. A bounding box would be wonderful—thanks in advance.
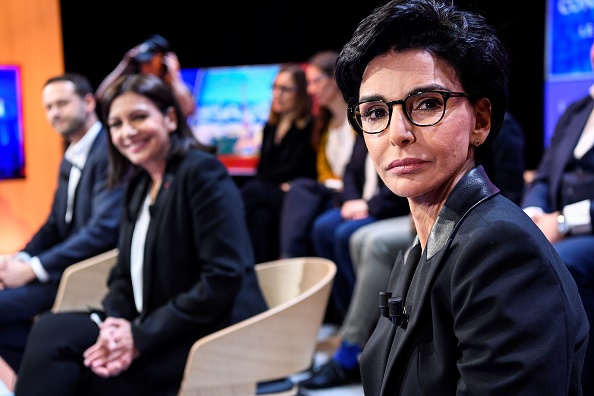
[475,139,480,147]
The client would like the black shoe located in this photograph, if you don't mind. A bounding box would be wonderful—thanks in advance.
[298,359,361,390]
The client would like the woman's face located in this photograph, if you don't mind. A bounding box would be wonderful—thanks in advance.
[305,64,337,108]
[107,92,177,174]
[359,49,490,204]
[271,71,299,115]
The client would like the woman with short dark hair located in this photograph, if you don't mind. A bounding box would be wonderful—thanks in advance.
[333,0,589,394]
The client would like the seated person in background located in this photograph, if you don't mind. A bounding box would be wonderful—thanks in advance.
[96,34,196,118]
[299,110,526,390]
[280,50,356,259]
[331,0,588,393]
[241,63,317,263]
[309,134,410,325]
[521,40,594,395]
[0,73,124,373]
[14,73,267,396]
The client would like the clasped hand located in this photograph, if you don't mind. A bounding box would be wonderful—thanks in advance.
[341,199,369,220]
[0,254,36,290]
[83,317,139,378]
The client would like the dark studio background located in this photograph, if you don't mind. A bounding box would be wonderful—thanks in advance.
[59,1,545,169]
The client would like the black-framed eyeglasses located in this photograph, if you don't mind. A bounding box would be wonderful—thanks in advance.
[348,90,468,134]
[272,84,297,94]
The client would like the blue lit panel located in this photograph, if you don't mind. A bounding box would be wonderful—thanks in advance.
[0,65,25,180]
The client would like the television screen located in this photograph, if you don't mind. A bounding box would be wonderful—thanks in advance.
[544,0,594,147]
[0,65,25,180]
[181,64,281,176]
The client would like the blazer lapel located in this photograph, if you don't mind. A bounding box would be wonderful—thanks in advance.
[380,240,446,393]
[139,163,177,318]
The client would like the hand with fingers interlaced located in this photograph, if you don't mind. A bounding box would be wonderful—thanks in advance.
[83,317,139,378]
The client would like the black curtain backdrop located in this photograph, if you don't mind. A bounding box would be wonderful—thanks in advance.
[59,0,544,168]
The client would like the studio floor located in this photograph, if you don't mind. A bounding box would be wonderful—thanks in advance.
[289,324,363,396]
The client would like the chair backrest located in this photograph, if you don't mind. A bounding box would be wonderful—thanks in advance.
[177,257,336,396]
[51,248,118,312]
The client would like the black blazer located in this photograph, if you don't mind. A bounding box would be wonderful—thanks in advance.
[361,167,588,395]
[102,149,267,394]
[255,119,317,183]
[22,126,123,284]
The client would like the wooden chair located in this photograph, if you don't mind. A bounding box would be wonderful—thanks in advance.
[49,251,335,396]
[177,257,336,396]
[51,248,118,312]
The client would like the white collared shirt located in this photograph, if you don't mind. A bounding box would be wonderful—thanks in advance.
[26,122,102,282]
[63,121,102,224]
[131,193,152,313]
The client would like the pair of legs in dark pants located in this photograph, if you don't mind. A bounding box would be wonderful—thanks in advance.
[15,312,164,396]
[280,178,340,258]
[555,235,594,396]
[311,207,376,322]
[241,179,286,264]
[0,280,58,373]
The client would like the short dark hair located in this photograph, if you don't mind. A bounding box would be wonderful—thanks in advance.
[335,0,510,160]
[101,73,208,186]
[43,72,95,98]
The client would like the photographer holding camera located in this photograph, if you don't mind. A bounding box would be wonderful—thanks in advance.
[96,34,196,117]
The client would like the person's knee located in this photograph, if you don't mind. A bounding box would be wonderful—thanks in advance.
[312,214,334,237]
[336,222,359,246]
[29,313,64,340]
[554,243,590,281]
[286,178,316,198]
[350,229,368,257]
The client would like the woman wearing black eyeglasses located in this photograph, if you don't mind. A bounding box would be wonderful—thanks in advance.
[332,0,589,395]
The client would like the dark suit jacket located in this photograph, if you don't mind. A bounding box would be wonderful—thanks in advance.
[522,94,594,219]
[102,149,267,394]
[361,167,588,395]
[22,126,123,286]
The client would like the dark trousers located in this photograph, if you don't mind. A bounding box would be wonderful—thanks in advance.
[0,281,58,372]
[241,178,285,263]
[555,235,594,396]
[280,178,340,258]
[311,208,376,319]
[15,312,172,396]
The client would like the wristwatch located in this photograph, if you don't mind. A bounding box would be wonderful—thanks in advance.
[557,213,570,235]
